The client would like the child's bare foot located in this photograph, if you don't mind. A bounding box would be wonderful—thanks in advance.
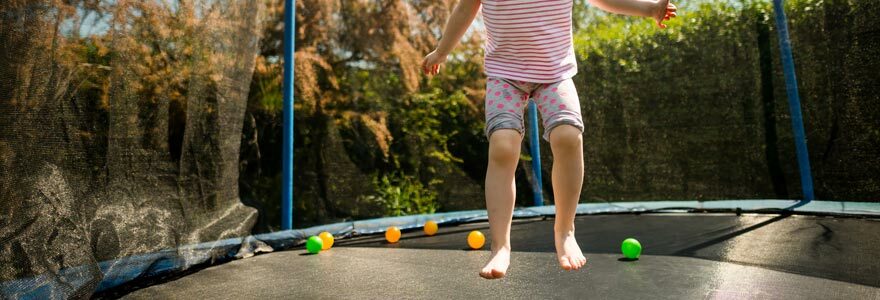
[479,246,511,279]
[555,228,586,271]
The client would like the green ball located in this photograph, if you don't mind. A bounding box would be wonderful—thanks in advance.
[621,238,642,259]
[306,236,324,254]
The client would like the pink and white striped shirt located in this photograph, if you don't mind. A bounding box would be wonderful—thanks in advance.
[480,0,578,83]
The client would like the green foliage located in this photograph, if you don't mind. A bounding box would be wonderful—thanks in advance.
[254,67,283,113]
[338,80,484,218]
[569,1,780,200]
[361,172,439,216]
[392,88,473,165]
[568,0,879,201]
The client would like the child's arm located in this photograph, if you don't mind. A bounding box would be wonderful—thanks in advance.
[422,0,482,76]
[589,0,677,28]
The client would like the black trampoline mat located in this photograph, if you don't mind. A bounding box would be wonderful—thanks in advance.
[121,214,880,299]
[342,214,880,287]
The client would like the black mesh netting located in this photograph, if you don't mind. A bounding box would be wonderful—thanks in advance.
[557,0,880,202]
[1,1,263,298]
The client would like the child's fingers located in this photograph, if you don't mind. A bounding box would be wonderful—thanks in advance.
[656,19,667,28]
[658,4,677,27]
[655,0,675,29]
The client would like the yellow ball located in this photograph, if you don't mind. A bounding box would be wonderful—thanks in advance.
[467,230,485,249]
[424,221,438,236]
[319,231,334,250]
[386,226,401,243]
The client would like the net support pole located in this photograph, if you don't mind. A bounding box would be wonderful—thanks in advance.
[281,0,295,230]
[528,101,544,206]
[772,0,814,203]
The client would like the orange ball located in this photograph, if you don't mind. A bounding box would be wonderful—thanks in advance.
[424,221,438,236]
[467,230,485,249]
[386,226,401,243]
[319,231,334,250]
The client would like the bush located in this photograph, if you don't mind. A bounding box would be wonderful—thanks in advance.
[361,172,439,216]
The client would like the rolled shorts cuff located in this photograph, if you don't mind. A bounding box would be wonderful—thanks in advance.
[485,118,525,140]
[543,117,584,141]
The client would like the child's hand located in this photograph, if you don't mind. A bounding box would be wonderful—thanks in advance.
[421,50,446,76]
[652,0,677,29]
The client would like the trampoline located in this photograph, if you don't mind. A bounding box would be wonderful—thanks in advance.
[111,209,880,299]
[3,0,880,299]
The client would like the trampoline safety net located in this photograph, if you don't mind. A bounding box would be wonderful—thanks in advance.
[1,1,261,298]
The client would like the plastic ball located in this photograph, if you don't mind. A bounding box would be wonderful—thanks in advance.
[306,236,323,254]
[386,226,401,243]
[467,230,485,249]
[319,231,334,250]
[424,221,438,236]
[621,238,642,259]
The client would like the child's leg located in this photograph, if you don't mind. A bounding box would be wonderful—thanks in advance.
[549,125,586,270]
[480,77,531,279]
[481,129,521,279]
[535,79,586,270]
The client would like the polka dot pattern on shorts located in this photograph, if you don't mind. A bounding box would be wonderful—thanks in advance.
[484,76,583,141]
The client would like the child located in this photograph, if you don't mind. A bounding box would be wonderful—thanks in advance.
[422,0,676,279]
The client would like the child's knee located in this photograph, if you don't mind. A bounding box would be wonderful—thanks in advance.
[488,130,521,163]
[549,125,583,149]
